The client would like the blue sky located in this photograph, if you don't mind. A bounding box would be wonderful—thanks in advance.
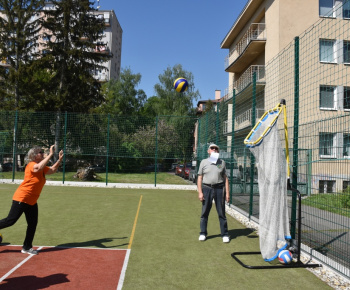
[97,0,248,104]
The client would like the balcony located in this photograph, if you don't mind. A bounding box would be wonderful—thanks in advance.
[225,23,266,73]
[104,18,111,27]
[94,45,110,55]
[94,73,109,82]
[223,65,265,103]
[0,58,11,68]
[223,108,265,134]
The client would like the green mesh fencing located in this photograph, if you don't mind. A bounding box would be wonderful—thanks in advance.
[197,3,350,278]
[0,112,197,185]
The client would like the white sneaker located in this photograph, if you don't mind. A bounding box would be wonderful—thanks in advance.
[223,236,230,243]
[199,235,206,241]
[21,248,38,255]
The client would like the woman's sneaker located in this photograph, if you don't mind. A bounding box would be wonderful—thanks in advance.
[21,248,38,255]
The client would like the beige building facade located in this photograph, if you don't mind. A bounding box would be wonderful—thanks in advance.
[221,0,350,194]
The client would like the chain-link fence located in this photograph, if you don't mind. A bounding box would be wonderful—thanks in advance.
[0,112,197,184]
[195,4,350,279]
[1,2,350,279]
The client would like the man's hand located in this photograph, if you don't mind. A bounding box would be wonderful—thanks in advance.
[198,192,205,202]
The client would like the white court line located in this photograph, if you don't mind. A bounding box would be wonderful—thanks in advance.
[117,249,130,290]
[0,246,43,283]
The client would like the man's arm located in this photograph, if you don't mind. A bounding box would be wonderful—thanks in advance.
[225,175,230,202]
[197,175,204,202]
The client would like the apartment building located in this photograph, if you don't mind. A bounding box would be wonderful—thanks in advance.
[1,2,122,83]
[220,0,350,193]
[42,1,122,82]
[89,9,122,82]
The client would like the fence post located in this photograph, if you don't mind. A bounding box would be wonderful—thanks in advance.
[106,114,110,186]
[154,116,159,187]
[62,111,67,184]
[291,36,300,239]
[11,110,18,182]
[230,89,236,204]
[307,149,312,196]
[216,102,220,144]
[249,72,257,218]
[196,118,201,172]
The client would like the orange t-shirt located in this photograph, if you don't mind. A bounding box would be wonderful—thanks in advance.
[13,162,50,205]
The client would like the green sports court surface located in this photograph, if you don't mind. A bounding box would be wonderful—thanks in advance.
[0,184,331,289]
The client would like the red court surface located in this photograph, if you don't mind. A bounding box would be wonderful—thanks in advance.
[0,245,129,289]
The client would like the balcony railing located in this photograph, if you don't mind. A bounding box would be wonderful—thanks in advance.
[94,73,109,82]
[225,23,266,69]
[223,108,265,134]
[95,45,110,54]
[223,65,265,102]
[0,58,11,68]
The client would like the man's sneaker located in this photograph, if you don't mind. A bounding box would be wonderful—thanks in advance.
[199,235,206,241]
[21,248,38,255]
[223,236,230,243]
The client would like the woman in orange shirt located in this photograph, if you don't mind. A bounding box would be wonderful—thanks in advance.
[0,145,63,255]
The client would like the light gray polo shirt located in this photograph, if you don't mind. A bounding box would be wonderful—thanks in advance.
[197,158,227,185]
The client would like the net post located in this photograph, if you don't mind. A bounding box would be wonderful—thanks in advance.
[291,36,300,239]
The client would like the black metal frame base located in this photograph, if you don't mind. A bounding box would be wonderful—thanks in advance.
[231,251,321,269]
[231,181,322,269]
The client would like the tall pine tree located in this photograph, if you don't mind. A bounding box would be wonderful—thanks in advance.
[39,0,111,112]
[0,0,44,110]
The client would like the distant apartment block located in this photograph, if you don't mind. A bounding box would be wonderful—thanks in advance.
[1,3,122,83]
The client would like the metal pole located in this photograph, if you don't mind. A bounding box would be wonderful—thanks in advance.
[106,114,110,186]
[249,72,257,218]
[11,110,18,182]
[62,111,68,184]
[154,116,159,187]
[291,36,300,239]
[230,89,236,204]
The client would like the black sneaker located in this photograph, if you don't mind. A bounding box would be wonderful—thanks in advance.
[21,248,38,255]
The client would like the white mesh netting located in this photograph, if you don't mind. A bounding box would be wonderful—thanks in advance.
[247,111,291,261]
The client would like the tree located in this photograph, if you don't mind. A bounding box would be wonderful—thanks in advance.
[0,0,44,110]
[38,0,111,112]
[93,67,147,116]
[152,64,200,116]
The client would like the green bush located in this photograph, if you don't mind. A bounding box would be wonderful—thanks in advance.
[340,187,350,209]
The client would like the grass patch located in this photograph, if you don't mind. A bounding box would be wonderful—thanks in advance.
[0,171,190,185]
[303,193,350,218]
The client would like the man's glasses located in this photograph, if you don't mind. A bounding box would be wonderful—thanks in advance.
[210,147,218,151]
[39,151,44,154]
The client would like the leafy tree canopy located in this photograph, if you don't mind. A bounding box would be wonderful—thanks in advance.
[93,67,146,115]
[151,64,200,116]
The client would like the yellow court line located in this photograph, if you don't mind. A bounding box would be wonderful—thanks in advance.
[128,195,143,249]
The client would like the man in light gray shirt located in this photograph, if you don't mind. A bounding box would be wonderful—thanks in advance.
[197,143,230,243]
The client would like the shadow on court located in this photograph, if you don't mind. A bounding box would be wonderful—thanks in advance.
[206,228,257,241]
[55,237,129,248]
[1,273,69,289]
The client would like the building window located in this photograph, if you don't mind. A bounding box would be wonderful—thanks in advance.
[344,41,350,63]
[343,0,350,18]
[320,85,336,109]
[344,134,350,157]
[42,35,51,42]
[344,180,349,191]
[319,0,334,17]
[320,39,336,62]
[319,180,335,193]
[344,87,350,110]
[319,132,336,158]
